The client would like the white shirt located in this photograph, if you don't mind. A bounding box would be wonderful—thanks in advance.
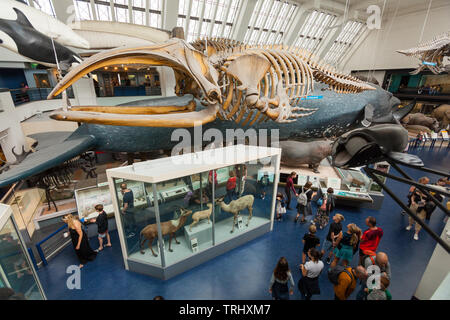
[305,260,324,278]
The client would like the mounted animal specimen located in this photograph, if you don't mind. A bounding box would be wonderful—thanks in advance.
[189,203,213,231]
[216,195,254,233]
[139,207,192,257]
[432,104,450,128]
[401,113,440,132]
[280,140,333,173]
[397,31,450,75]
[47,37,374,128]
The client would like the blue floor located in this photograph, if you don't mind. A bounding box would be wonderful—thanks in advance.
[37,146,449,300]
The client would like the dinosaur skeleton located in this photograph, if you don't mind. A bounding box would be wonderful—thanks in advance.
[397,31,450,75]
[48,37,374,127]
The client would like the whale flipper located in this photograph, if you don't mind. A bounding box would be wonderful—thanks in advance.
[0,132,96,188]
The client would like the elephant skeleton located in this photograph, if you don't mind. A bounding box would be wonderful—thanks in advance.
[47,37,374,128]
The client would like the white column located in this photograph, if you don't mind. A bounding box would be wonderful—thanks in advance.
[72,77,98,105]
[157,67,176,97]
[0,91,27,163]
[163,0,180,30]
[232,0,258,42]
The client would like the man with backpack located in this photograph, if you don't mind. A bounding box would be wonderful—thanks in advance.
[295,181,316,224]
[329,265,367,300]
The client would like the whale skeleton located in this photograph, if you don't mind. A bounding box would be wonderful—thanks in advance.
[397,31,450,75]
[48,37,375,128]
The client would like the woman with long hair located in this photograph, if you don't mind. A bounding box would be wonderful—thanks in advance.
[331,223,362,268]
[269,257,295,300]
[298,248,324,300]
[62,214,97,268]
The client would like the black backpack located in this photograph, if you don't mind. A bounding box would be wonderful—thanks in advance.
[328,265,354,285]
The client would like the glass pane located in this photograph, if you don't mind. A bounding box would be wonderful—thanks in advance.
[113,179,162,266]
[74,1,93,20]
[0,218,43,299]
[214,157,275,244]
[153,172,213,266]
[33,0,55,17]
[96,4,111,21]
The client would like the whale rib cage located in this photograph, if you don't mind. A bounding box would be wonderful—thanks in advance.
[47,37,375,127]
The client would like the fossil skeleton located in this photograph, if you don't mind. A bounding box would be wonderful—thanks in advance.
[397,31,450,75]
[47,37,375,127]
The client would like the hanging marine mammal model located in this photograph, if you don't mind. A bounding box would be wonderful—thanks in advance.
[0,37,414,187]
[0,0,89,70]
[397,31,450,75]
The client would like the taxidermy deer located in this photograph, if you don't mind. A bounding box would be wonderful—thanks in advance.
[139,207,192,257]
[189,203,213,231]
[216,195,254,233]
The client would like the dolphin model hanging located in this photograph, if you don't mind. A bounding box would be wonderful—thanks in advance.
[0,0,89,70]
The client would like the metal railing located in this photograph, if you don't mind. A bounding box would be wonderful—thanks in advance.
[35,223,71,266]
[10,87,74,106]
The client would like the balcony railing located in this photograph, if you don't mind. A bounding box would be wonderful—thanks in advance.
[10,87,75,107]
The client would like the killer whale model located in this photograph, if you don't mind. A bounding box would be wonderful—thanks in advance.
[0,38,414,187]
[0,0,89,70]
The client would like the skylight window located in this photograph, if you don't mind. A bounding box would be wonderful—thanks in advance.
[73,0,93,20]
[96,3,111,21]
[323,20,366,65]
[114,0,129,23]
[294,10,337,53]
[182,0,242,42]
[244,0,298,46]
[33,0,56,17]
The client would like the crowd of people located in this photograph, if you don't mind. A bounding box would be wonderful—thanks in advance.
[417,85,442,95]
[269,213,388,300]
[270,172,448,300]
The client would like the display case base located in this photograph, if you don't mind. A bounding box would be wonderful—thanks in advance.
[184,219,212,249]
[127,220,271,280]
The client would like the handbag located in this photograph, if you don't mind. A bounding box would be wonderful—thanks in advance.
[317,198,323,207]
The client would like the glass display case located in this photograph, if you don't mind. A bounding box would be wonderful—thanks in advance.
[0,204,46,300]
[107,145,281,280]
[75,184,114,220]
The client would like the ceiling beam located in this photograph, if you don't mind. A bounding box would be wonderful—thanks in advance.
[128,0,133,23]
[184,0,193,34]
[232,0,258,42]
[196,0,206,38]
[90,0,98,20]
[163,0,179,30]
[145,0,150,26]
[208,0,220,37]
[219,1,233,36]
[255,0,276,44]
[110,0,116,22]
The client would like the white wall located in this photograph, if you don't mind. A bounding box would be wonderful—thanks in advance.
[344,5,450,71]
[414,218,450,300]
